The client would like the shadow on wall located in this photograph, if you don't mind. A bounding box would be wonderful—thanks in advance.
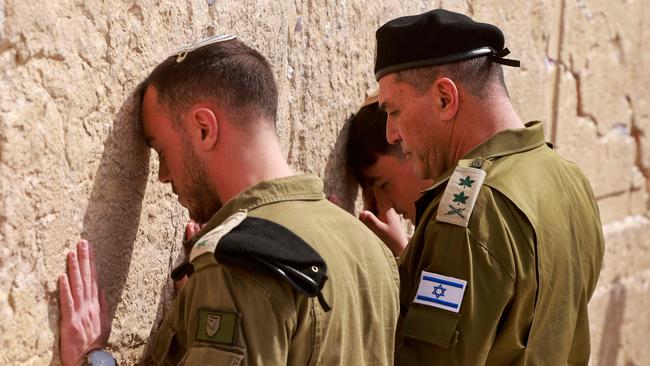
[597,277,628,366]
[48,88,150,365]
[323,117,359,213]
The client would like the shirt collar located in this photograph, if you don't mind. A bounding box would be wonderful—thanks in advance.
[185,174,325,249]
[461,120,547,161]
[415,121,548,223]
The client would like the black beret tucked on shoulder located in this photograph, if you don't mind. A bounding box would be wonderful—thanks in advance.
[374,9,519,80]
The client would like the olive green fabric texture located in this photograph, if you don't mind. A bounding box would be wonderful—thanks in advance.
[396,122,605,365]
[141,175,400,365]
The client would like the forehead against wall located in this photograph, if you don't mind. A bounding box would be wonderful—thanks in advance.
[0,0,648,365]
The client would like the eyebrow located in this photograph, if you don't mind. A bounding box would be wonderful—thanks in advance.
[365,174,385,188]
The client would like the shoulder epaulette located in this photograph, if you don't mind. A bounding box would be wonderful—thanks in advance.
[436,161,487,227]
[175,211,331,312]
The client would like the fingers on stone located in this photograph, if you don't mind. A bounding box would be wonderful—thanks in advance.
[77,240,92,300]
[67,251,83,306]
[58,274,74,319]
[87,241,99,300]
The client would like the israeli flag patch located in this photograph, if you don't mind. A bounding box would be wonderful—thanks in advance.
[414,271,467,313]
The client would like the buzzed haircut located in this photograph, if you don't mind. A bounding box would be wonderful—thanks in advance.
[345,103,402,187]
[142,38,278,128]
[395,56,508,98]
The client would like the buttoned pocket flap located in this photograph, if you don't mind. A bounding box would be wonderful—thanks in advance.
[400,304,460,349]
[181,345,246,365]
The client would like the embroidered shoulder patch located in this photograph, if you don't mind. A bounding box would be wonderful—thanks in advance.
[195,309,238,345]
[414,271,467,313]
[190,210,247,263]
[436,166,486,227]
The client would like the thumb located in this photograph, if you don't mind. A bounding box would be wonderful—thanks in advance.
[185,221,200,240]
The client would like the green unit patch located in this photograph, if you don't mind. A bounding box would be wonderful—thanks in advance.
[196,309,238,345]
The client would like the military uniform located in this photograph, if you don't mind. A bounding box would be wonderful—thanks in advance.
[141,174,400,365]
[396,122,605,365]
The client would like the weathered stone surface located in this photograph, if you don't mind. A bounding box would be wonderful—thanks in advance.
[561,0,642,134]
[590,269,650,366]
[589,217,650,366]
[0,1,648,365]
[599,216,650,286]
[555,70,639,199]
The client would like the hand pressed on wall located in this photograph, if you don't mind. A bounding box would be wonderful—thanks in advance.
[359,186,408,257]
[173,221,203,291]
[58,240,111,366]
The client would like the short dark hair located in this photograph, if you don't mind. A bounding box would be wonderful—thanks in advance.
[142,38,278,128]
[345,103,402,186]
[395,56,508,98]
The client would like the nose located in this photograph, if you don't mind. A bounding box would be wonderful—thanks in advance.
[386,116,401,145]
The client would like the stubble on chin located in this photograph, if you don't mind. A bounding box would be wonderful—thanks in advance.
[181,139,221,224]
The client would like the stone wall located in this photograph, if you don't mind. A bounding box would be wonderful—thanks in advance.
[0,0,647,364]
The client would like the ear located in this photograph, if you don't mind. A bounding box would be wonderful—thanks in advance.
[434,78,459,122]
[191,107,219,150]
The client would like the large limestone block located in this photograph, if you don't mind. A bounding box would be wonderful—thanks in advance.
[596,184,648,224]
[469,0,560,126]
[554,70,637,199]
[561,0,643,135]
[632,0,650,181]
[598,216,650,286]
[589,218,650,366]
[589,270,650,366]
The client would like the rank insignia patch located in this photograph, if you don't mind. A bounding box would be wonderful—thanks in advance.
[196,309,238,345]
[436,165,486,227]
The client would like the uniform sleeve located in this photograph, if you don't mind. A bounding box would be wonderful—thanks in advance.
[396,199,518,365]
[143,255,299,366]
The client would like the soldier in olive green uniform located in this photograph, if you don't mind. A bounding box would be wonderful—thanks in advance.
[141,175,399,365]
[374,10,605,365]
[58,36,399,366]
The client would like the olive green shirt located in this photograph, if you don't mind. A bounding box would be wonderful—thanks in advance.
[142,175,400,365]
[396,122,604,365]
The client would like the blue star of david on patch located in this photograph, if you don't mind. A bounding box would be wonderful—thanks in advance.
[432,284,447,299]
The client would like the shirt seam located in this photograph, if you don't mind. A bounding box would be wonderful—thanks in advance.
[237,193,324,212]
[465,229,516,283]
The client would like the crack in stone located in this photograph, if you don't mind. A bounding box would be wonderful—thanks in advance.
[465,0,474,16]
[570,63,601,135]
[550,0,566,145]
[626,94,650,211]
[596,189,633,201]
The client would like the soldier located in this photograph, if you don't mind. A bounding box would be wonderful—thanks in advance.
[345,92,432,256]
[374,9,605,364]
[58,35,400,365]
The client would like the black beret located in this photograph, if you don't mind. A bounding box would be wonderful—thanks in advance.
[374,9,519,80]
